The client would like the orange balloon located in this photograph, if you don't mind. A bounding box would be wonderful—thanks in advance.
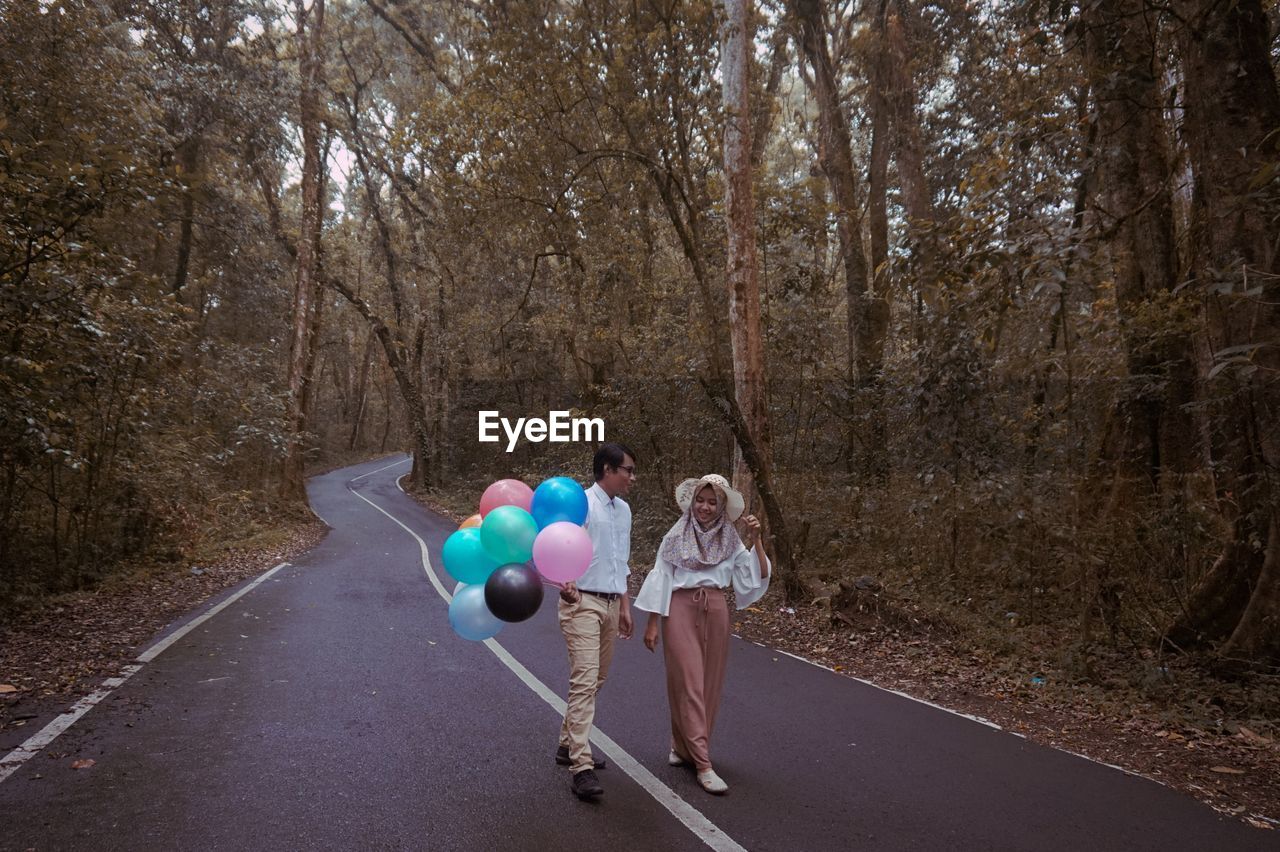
[460,513,483,529]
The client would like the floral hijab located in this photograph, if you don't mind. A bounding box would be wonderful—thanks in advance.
[659,484,743,572]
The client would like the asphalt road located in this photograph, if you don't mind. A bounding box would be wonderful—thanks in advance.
[0,454,1271,851]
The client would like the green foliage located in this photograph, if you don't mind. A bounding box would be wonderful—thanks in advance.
[0,0,299,606]
[6,0,1277,678]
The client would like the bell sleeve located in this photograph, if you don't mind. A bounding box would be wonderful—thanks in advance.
[730,545,770,610]
[633,555,676,617]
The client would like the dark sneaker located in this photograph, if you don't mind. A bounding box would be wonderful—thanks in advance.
[571,768,604,800]
[556,745,606,769]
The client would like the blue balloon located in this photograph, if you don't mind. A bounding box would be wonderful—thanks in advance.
[442,528,500,585]
[530,476,589,529]
[449,584,503,641]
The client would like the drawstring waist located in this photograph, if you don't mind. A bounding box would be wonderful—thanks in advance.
[674,587,726,644]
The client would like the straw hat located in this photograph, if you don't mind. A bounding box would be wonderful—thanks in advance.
[674,474,746,522]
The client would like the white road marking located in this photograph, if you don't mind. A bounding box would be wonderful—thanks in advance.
[137,562,291,663]
[349,454,412,482]
[0,665,143,783]
[765,636,1224,801]
[772,648,1006,730]
[350,471,746,852]
[0,561,290,785]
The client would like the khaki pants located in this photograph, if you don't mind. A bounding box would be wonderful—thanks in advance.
[558,593,619,773]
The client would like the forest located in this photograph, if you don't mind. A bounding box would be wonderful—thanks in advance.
[2,0,1277,693]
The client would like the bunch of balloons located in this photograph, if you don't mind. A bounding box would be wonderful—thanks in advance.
[443,476,594,641]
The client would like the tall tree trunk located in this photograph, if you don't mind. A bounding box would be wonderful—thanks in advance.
[281,0,326,502]
[171,134,202,297]
[327,275,431,490]
[721,0,767,492]
[379,364,394,454]
[879,2,935,258]
[337,59,433,488]
[867,57,890,299]
[1164,0,1280,664]
[1226,515,1280,663]
[793,0,888,480]
[720,0,798,600]
[429,275,449,485]
[349,327,376,451]
[1028,89,1094,471]
[750,28,789,169]
[865,7,892,477]
[1082,0,1197,515]
[300,281,326,422]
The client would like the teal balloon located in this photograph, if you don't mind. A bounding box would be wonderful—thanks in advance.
[449,584,503,641]
[442,528,500,585]
[531,476,589,528]
[480,505,539,564]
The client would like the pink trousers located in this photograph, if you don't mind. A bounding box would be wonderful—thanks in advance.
[662,587,730,771]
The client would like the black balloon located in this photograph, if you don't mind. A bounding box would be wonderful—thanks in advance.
[484,563,545,623]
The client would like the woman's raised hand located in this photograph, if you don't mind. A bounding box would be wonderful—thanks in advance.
[741,514,761,548]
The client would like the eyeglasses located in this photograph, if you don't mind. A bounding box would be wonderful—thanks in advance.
[615,464,636,476]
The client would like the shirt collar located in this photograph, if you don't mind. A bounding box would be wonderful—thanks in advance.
[589,482,614,506]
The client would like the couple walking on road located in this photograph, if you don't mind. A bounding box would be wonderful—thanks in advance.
[553,442,772,801]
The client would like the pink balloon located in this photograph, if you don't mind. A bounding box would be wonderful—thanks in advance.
[532,521,594,583]
[479,478,534,517]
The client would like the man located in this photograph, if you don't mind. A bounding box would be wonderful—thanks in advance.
[555,442,636,800]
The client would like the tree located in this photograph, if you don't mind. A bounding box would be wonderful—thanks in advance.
[1163,0,1280,665]
[330,35,435,488]
[791,0,889,479]
[2,0,300,602]
[719,0,797,599]
[1081,1,1196,509]
[281,0,328,501]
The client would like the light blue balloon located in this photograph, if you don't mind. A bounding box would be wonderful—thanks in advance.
[448,584,503,641]
[442,528,500,585]
[530,476,589,529]
[480,505,539,564]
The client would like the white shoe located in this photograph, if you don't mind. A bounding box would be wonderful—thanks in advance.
[668,750,686,767]
[697,768,728,794]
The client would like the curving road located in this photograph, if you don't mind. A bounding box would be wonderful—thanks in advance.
[0,455,1270,851]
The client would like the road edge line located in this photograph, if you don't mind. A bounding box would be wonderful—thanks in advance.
[0,560,292,785]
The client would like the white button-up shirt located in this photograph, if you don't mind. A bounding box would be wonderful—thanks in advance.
[574,482,631,594]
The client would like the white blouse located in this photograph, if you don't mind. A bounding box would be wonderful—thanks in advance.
[633,544,771,617]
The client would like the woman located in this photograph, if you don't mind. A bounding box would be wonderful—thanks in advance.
[634,474,771,795]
